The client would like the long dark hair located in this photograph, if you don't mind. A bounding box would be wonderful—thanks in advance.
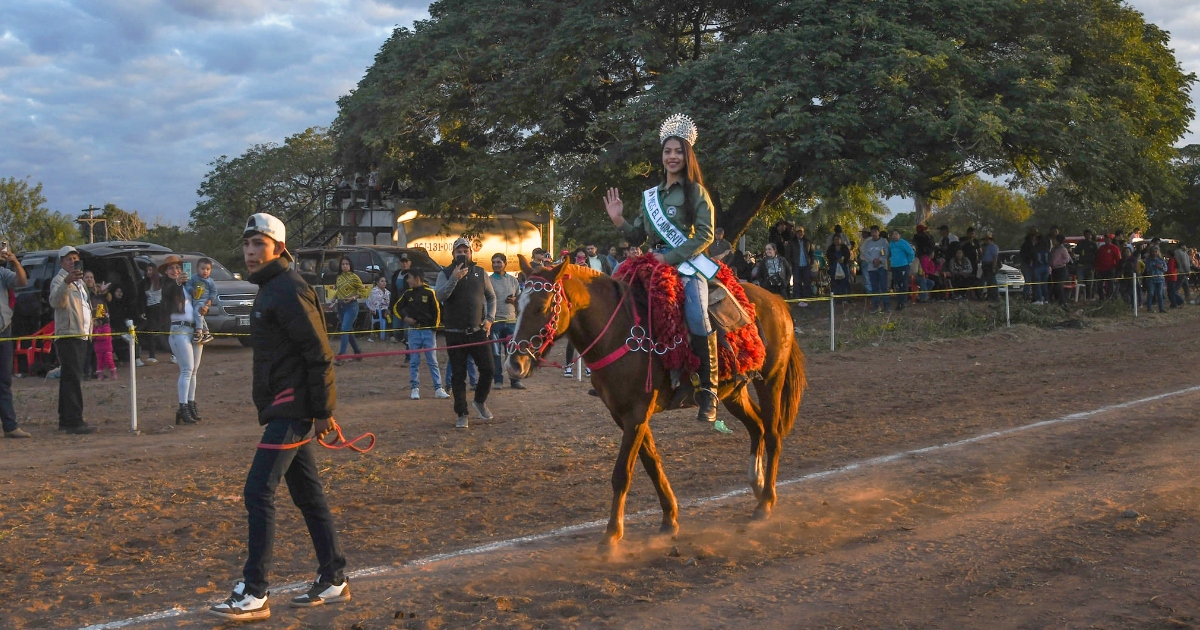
[339,256,355,273]
[661,136,706,226]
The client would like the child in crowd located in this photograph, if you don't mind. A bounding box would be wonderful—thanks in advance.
[85,271,116,380]
[185,258,217,344]
[366,276,391,342]
[396,271,448,400]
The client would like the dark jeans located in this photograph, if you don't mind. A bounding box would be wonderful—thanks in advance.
[1096,269,1116,299]
[982,262,998,300]
[1076,264,1095,299]
[793,263,813,299]
[56,338,87,428]
[0,332,17,432]
[243,418,346,597]
[490,321,520,386]
[1051,267,1069,304]
[890,269,909,310]
[445,329,494,417]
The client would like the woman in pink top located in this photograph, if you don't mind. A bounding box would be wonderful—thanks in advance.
[1049,234,1071,305]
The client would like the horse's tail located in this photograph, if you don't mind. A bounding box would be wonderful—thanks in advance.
[777,338,807,439]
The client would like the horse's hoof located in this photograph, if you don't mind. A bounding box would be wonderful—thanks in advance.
[659,522,680,537]
[751,507,772,521]
[597,539,621,560]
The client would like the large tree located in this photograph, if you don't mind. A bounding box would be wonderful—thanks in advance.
[0,176,81,252]
[928,177,1033,248]
[192,127,340,251]
[335,0,1194,242]
[1148,144,1200,241]
[1029,180,1150,235]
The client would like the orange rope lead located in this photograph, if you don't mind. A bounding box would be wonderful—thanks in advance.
[256,418,375,453]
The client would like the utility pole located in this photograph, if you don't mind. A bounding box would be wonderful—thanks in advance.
[77,205,106,243]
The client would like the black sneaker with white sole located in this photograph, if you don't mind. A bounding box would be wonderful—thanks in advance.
[208,582,270,621]
[290,578,351,607]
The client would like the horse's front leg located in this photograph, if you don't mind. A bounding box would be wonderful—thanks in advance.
[603,419,649,548]
[636,428,678,536]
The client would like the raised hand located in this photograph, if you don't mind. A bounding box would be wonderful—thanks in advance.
[604,188,625,225]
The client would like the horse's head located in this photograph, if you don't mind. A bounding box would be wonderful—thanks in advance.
[506,256,572,380]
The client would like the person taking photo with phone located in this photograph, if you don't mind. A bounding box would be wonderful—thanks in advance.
[435,238,496,428]
[0,243,31,438]
[49,246,96,434]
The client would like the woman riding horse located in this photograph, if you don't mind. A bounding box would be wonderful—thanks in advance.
[507,114,807,548]
[603,113,720,423]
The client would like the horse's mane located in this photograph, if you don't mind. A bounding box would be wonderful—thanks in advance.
[563,263,608,280]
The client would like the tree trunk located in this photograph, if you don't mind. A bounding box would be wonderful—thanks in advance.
[914,193,933,226]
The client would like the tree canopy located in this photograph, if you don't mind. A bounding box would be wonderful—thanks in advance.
[334,0,1194,244]
[0,177,81,252]
[1029,180,1149,236]
[928,176,1033,248]
[192,127,339,251]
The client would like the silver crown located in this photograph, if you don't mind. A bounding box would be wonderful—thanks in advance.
[658,113,698,147]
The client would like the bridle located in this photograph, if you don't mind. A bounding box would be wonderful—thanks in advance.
[506,276,567,359]
[505,272,678,375]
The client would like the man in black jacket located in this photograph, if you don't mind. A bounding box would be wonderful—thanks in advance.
[209,213,349,622]
[435,237,496,428]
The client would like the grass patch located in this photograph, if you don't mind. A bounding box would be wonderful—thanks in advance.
[795,295,1186,354]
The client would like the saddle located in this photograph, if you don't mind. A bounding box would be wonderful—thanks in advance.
[614,254,766,386]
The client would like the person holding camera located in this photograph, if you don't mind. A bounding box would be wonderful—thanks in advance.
[488,253,524,390]
[0,244,30,438]
[435,238,496,428]
[49,246,97,434]
[751,242,792,299]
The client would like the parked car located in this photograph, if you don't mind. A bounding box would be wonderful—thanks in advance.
[135,253,258,346]
[12,241,171,361]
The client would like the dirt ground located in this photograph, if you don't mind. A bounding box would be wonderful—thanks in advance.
[3,303,1200,629]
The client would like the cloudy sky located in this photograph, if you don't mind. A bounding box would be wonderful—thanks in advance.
[1,1,1197,227]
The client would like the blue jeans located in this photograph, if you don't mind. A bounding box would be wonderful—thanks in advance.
[337,303,361,356]
[1149,280,1165,311]
[243,418,346,597]
[407,329,442,390]
[916,276,935,301]
[490,321,521,386]
[868,268,888,309]
[891,269,909,310]
[682,274,711,336]
[1033,265,1051,302]
[0,330,17,432]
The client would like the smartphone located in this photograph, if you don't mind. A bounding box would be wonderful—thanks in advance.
[0,241,7,252]
[74,260,83,271]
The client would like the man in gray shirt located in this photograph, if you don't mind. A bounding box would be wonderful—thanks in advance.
[488,253,524,390]
[0,246,30,438]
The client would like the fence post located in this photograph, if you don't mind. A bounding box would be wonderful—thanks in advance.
[1005,281,1011,327]
[1133,272,1139,318]
[576,356,583,381]
[829,295,836,351]
[125,320,139,435]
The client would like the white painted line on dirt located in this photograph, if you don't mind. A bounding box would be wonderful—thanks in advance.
[79,383,1200,629]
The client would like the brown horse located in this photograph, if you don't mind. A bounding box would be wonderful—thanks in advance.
[508,259,806,547]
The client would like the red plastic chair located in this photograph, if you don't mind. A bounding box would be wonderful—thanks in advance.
[13,322,55,375]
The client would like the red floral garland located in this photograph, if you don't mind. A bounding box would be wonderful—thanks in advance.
[614,254,766,379]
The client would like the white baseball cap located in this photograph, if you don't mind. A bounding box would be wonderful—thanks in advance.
[58,245,79,258]
[452,237,472,252]
[243,213,294,261]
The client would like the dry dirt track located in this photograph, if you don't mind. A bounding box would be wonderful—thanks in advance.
[3,307,1200,629]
